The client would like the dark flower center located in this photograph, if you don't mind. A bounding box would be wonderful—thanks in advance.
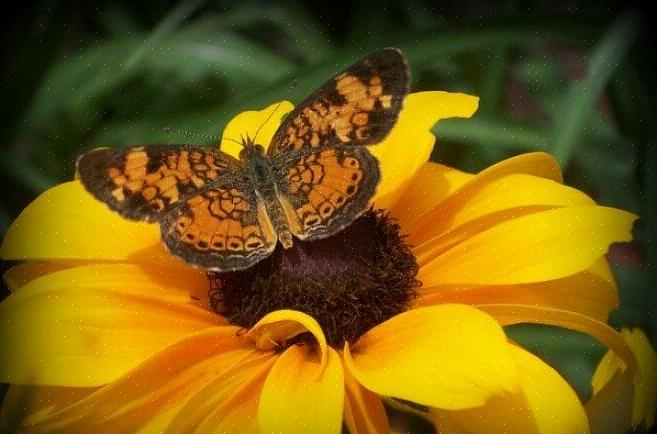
[207,209,420,347]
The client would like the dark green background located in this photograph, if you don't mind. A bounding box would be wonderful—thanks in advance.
[1,1,655,431]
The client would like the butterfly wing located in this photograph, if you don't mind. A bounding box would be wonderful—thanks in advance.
[76,145,241,222]
[267,48,409,156]
[273,147,380,241]
[160,180,278,271]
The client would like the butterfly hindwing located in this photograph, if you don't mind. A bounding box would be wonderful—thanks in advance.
[267,48,410,156]
[160,181,278,271]
[274,146,380,241]
[76,145,241,222]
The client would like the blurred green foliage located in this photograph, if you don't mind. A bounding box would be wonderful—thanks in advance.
[1,0,655,426]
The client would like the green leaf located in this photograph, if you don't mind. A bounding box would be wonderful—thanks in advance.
[550,12,639,165]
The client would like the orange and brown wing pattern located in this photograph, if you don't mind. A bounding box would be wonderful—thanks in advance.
[275,147,380,241]
[267,48,409,156]
[160,183,277,271]
[76,145,240,222]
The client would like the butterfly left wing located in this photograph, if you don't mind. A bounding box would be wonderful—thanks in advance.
[160,180,278,271]
[273,146,380,241]
[76,145,241,222]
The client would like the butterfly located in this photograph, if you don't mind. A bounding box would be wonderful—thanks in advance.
[76,48,410,272]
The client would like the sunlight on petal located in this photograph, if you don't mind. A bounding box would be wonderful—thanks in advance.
[416,257,618,322]
[371,91,479,210]
[165,353,275,434]
[389,162,473,230]
[409,172,594,247]
[419,206,636,285]
[18,327,252,433]
[0,181,184,268]
[259,345,344,434]
[0,264,222,387]
[344,305,517,410]
[407,152,563,237]
[432,345,589,434]
[220,101,294,157]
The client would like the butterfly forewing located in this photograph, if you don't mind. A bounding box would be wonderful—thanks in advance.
[274,147,380,240]
[76,145,241,222]
[160,182,278,271]
[267,48,409,156]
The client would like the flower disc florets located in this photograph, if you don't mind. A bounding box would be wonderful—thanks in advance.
[208,209,420,347]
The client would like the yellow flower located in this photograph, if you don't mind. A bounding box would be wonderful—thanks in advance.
[0,91,645,433]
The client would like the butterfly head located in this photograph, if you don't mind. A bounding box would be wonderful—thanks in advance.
[237,134,266,161]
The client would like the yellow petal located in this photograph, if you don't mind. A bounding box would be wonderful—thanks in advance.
[259,344,344,434]
[247,309,328,368]
[432,345,589,434]
[407,152,563,239]
[0,385,97,432]
[416,257,618,322]
[3,261,91,291]
[389,162,473,230]
[0,181,183,268]
[586,370,634,434]
[590,328,657,429]
[410,172,594,249]
[17,327,257,433]
[419,206,636,285]
[162,352,275,434]
[371,91,479,210]
[479,304,636,372]
[220,101,294,157]
[344,305,517,410]
[0,263,223,387]
[343,356,390,434]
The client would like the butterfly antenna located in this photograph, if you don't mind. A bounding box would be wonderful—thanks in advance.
[252,100,284,145]
[251,78,299,144]
[163,127,219,143]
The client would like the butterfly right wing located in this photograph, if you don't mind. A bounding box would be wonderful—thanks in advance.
[76,145,241,223]
[160,179,278,271]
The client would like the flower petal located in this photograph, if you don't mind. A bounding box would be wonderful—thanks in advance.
[247,309,328,368]
[478,304,636,371]
[0,385,97,432]
[3,261,90,291]
[371,91,479,211]
[432,345,589,434]
[14,327,255,433]
[0,263,223,387]
[586,370,634,434]
[410,172,594,249]
[590,328,657,429]
[389,162,473,230]
[220,101,294,157]
[344,305,517,410]
[259,344,344,434]
[0,181,183,268]
[419,206,636,285]
[343,357,390,434]
[416,257,618,322]
[407,152,563,239]
[164,352,275,434]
